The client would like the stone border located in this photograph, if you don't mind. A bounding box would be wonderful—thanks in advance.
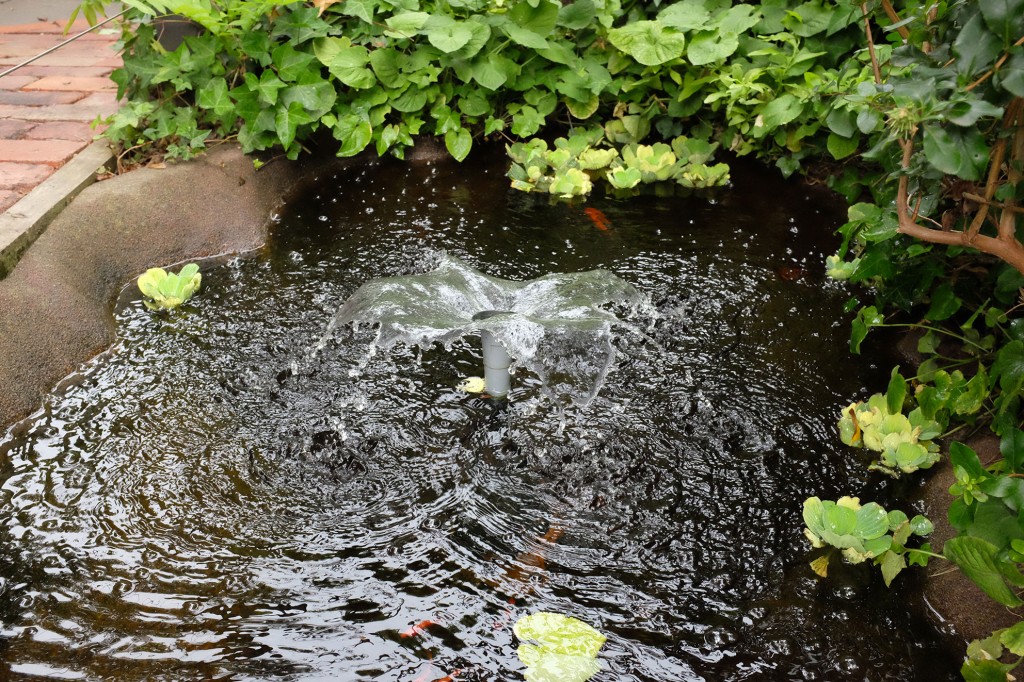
[0,139,114,278]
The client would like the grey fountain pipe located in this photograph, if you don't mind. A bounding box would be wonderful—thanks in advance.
[472,311,513,398]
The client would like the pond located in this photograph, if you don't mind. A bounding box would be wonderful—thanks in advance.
[0,154,959,680]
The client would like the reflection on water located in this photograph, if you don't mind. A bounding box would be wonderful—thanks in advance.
[0,155,958,680]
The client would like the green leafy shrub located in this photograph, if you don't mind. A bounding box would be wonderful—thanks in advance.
[137,263,202,310]
[75,0,866,184]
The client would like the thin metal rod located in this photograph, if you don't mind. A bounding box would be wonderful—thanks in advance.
[0,10,128,80]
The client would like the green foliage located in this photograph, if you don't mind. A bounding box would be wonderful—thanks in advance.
[802,496,933,586]
[513,612,606,682]
[79,0,866,179]
[136,263,202,310]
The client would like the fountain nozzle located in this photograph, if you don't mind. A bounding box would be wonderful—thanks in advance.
[473,311,513,399]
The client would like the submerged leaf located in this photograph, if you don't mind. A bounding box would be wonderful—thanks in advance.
[514,612,606,682]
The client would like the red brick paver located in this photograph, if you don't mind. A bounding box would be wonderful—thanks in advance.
[0,21,121,213]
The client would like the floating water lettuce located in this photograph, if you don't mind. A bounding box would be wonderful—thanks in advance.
[838,393,942,475]
[825,254,860,280]
[513,612,606,682]
[137,263,202,311]
[803,496,933,585]
[506,127,729,198]
[457,376,486,393]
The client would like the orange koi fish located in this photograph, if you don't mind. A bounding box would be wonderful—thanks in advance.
[400,619,440,638]
[583,207,612,231]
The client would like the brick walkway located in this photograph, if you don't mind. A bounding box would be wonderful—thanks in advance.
[0,20,121,213]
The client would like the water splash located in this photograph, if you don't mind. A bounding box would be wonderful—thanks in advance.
[333,252,649,405]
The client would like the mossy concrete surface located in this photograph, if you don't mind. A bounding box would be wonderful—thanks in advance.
[0,144,319,428]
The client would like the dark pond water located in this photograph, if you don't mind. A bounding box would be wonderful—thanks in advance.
[0,154,959,680]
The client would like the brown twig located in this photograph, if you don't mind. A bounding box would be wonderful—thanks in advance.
[879,0,911,41]
[895,99,1024,274]
[861,2,883,84]
[966,35,1024,92]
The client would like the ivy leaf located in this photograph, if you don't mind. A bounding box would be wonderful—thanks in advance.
[271,43,317,83]
[280,73,337,117]
[246,71,285,106]
[921,124,989,181]
[275,100,312,150]
[608,21,687,66]
[197,77,234,119]
[503,22,551,49]
[944,535,1024,607]
[333,115,373,157]
[445,126,473,161]
[270,6,332,42]
[315,40,376,89]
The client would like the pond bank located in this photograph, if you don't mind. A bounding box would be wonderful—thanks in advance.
[0,145,320,428]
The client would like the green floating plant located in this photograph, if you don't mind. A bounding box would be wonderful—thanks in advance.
[513,612,606,682]
[507,127,729,199]
[802,496,933,585]
[137,263,202,311]
[838,378,942,476]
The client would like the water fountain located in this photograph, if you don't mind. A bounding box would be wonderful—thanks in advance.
[333,252,648,402]
[0,158,962,680]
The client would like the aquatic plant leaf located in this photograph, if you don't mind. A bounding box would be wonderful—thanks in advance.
[137,263,201,311]
[809,554,829,577]
[607,167,642,189]
[514,612,606,682]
